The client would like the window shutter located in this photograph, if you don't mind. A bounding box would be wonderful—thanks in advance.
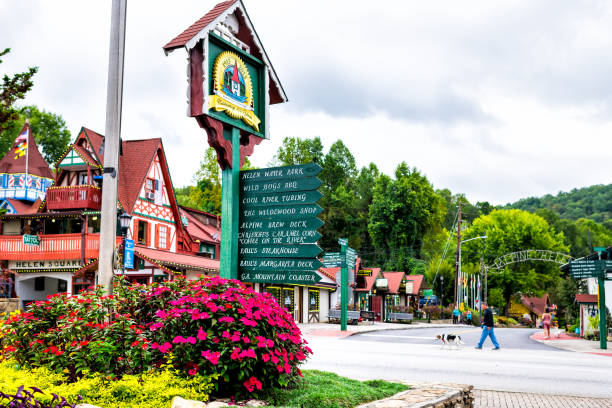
[166,226,171,250]
[146,222,151,247]
[155,224,160,248]
[133,219,139,243]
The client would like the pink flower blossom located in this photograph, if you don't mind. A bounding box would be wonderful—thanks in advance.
[218,316,235,323]
[239,348,257,359]
[149,322,164,331]
[159,342,172,353]
[240,317,257,327]
[197,327,207,341]
[173,336,187,344]
[262,354,270,362]
[243,376,263,393]
[201,350,221,365]
[186,336,197,344]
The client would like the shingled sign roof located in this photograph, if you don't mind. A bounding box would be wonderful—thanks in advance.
[163,0,287,104]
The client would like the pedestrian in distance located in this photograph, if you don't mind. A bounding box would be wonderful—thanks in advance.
[466,309,472,326]
[475,303,500,350]
[452,307,460,324]
[541,310,552,339]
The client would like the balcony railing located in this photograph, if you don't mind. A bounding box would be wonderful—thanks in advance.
[0,233,121,261]
[46,185,101,211]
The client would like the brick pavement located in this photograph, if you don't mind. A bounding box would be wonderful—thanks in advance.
[474,390,612,408]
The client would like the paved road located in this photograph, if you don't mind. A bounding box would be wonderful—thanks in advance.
[350,326,554,350]
[303,327,612,398]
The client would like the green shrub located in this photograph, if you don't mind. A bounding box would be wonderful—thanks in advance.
[0,360,215,408]
[1,276,312,397]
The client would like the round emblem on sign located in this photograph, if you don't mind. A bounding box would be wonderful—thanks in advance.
[210,51,261,132]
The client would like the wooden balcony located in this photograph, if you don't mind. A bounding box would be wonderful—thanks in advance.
[0,233,121,261]
[46,185,102,211]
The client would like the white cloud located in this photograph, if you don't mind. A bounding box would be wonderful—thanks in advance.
[2,0,612,205]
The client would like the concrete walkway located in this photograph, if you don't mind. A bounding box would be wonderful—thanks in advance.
[474,390,612,408]
[530,331,612,356]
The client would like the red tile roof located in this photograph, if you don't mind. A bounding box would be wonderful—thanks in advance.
[575,294,598,304]
[118,138,161,213]
[404,274,424,295]
[0,123,53,179]
[5,198,40,215]
[382,271,405,294]
[81,127,105,163]
[135,246,219,272]
[521,294,550,315]
[180,208,219,244]
[163,0,237,51]
[355,268,382,292]
[318,267,339,282]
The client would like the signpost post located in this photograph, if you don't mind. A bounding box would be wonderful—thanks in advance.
[238,163,323,286]
[339,238,348,331]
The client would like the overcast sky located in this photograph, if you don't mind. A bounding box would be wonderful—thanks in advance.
[2,0,612,205]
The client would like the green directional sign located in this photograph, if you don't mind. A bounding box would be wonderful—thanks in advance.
[23,234,40,246]
[241,177,321,194]
[240,218,323,231]
[241,162,322,182]
[594,247,607,252]
[239,257,323,272]
[240,243,322,258]
[338,238,348,246]
[324,252,341,258]
[322,261,343,268]
[240,270,321,285]
[239,230,322,245]
[241,190,322,207]
[241,204,323,220]
[570,260,605,279]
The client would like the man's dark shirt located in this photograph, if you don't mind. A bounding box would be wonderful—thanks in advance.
[483,308,494,327]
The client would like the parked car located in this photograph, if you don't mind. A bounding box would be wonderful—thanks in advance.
[419,295,440,307]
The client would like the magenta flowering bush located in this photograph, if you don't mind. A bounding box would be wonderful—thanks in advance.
[1,276,312,397]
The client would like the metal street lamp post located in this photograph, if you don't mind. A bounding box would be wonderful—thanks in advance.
[440,275,444,319]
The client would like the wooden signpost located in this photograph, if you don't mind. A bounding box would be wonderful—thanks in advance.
[239,163,323,285]
[164,1,289,280]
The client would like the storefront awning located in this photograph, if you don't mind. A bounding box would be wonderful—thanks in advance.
[134,246,220,273]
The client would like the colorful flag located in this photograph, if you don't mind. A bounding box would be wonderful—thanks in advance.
[13,127,28,160]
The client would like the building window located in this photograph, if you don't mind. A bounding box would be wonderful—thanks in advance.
[158,225,167,249]
[199,244,215,259]
[78,172,89,185]
[34,277,45,291]
[137,220,148,245]
[145,178,155,199]
[309,290,319,312]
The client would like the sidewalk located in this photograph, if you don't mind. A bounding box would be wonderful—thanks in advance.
[530,331,612,356]
[297,321,459,338]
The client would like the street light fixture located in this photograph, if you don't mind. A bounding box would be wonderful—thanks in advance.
[118,212,132,275]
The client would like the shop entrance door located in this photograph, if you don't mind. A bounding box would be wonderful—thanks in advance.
[372,295,383,321]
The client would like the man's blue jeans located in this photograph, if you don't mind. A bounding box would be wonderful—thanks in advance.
[477,326,500,348]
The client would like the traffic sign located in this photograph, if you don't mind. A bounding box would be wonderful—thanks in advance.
[570,260,605,279]
[241,204,323,220]
[239,243,322,258]
[240,270,321,285]
[594,247,607,252]
[338,238,348,246]
[241,177,322,194]
[240,162,322,182]
[241,190,322,207]
[124,239,134,269]
[239,257,323,272]
[322,261,343,268]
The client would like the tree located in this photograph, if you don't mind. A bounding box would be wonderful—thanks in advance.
[0,105,71,164]
[320,140,357,194]
[271,136,323,166]
[368,162,445,271]
[0,48,37,133]
[462,209,569,315]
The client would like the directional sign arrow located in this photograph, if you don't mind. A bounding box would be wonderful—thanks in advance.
[239,230,322,245]
[240,162,322,182]
[240,270,322,285]
[338,238,348,246]
[239,257,323,272]
[239,244,323,258]
[241,177,322,194]
[241,190,322,207]
[241,204,323,220]
[240,218,324,231]
[322,261,344,268]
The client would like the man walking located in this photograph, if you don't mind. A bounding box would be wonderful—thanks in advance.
[475,303,500,350]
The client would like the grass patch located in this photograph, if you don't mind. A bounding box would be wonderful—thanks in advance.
[263,370,409,408]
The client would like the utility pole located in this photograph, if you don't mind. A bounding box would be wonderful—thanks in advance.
[454,204,462,307]
[98,0,127,295]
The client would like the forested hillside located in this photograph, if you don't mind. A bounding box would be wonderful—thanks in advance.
[505,184,612,226]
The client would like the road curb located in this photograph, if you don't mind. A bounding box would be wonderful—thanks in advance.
[356,382,473,408]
